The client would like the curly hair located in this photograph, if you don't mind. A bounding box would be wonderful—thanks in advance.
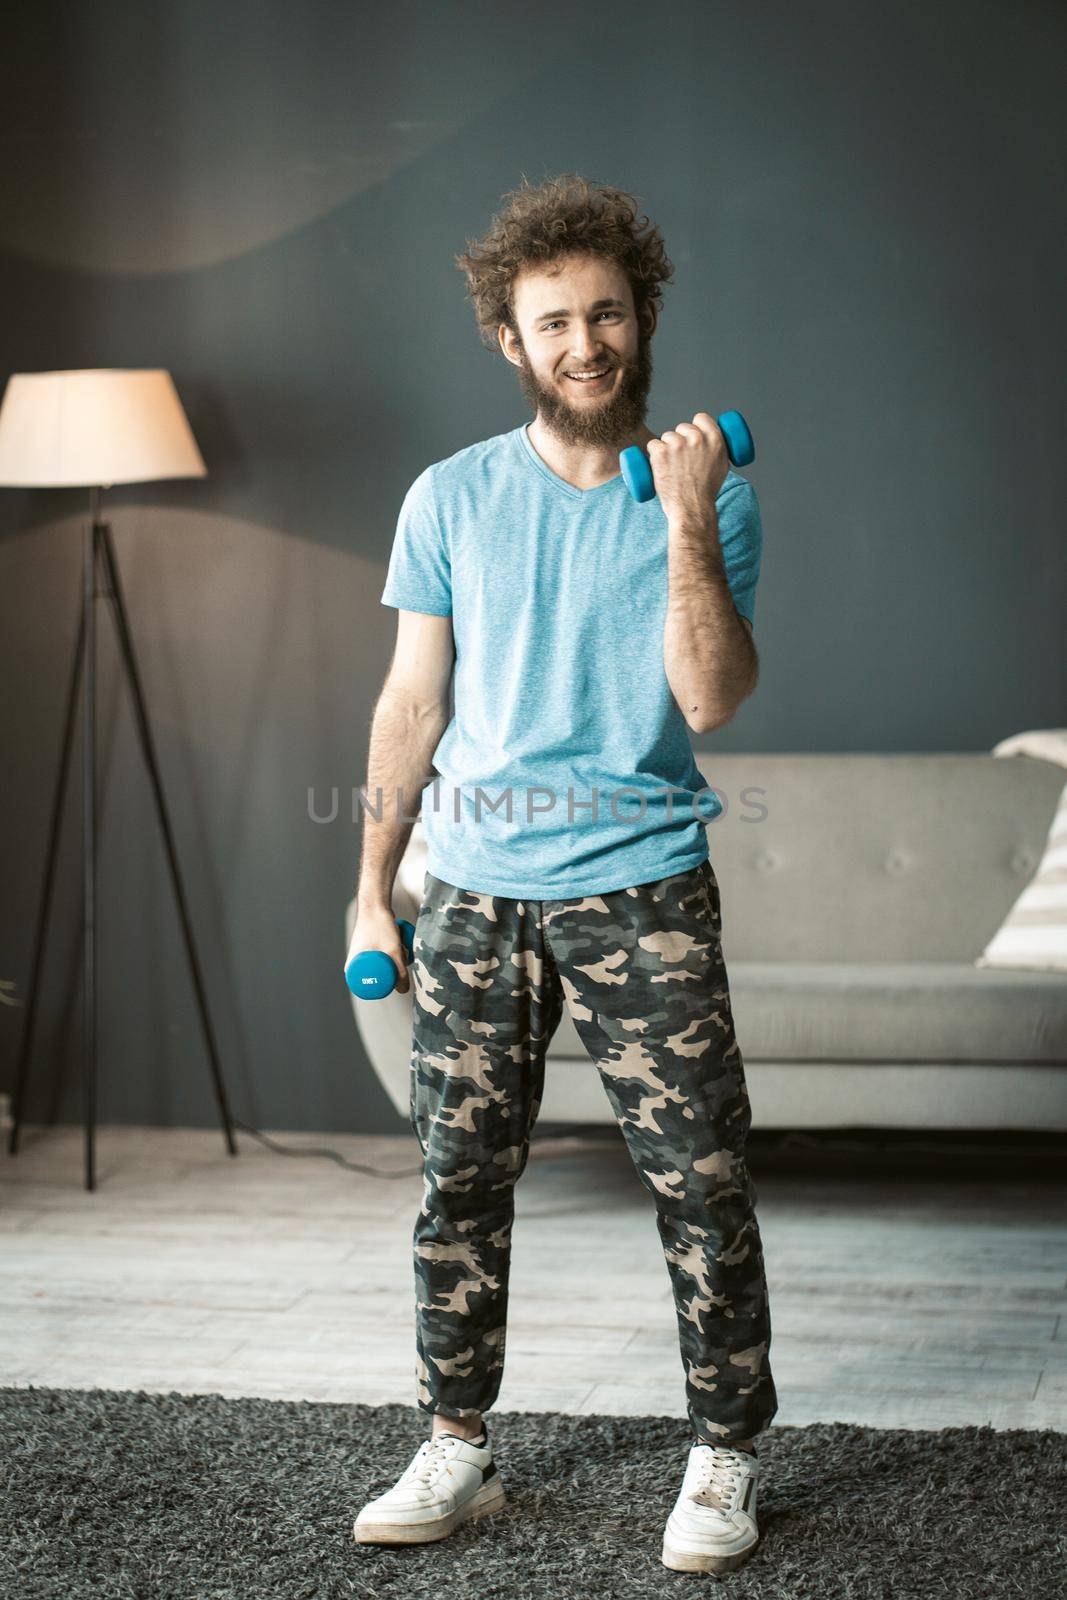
[454,172,675,353]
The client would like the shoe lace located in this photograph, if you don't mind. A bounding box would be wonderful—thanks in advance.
[690,1447,749,1512]
[408,1434,461,1487]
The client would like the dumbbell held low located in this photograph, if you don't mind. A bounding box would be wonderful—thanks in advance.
[344,919,416,1000]
[619,410,755,504]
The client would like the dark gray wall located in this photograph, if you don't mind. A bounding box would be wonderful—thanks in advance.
[1,0,1063,1136]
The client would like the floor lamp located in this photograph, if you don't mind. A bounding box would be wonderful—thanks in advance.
[0,368,237,1191]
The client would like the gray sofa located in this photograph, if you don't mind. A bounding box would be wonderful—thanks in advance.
[346,753,1067,1131]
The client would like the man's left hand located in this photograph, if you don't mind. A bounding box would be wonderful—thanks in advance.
[646,411,729,527]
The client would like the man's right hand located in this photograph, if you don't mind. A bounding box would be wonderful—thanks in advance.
[346,902,411,995]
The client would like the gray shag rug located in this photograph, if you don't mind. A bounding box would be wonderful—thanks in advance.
[2,1386,1063,1599]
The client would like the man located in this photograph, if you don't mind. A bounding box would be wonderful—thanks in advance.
[349,174,777,1574]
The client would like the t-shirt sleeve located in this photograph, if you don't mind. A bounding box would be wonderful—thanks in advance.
[380,465,452,616]
[714,474,763,626]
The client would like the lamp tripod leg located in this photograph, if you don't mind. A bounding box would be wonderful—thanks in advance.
[96,520,238,1159]
[83,519,97,1190]
[8,545,87,1160]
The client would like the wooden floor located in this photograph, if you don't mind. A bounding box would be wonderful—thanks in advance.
[1,1124,1065,1433]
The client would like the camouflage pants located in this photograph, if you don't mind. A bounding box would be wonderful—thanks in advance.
[407,857,779,1447]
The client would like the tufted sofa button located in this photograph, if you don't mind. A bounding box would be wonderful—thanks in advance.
[885,851,907,874]
[755,851,777,871]
[1010,851,1034,874]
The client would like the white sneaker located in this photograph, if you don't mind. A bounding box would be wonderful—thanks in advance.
[661,1442,760,1573]
[353,1430,506,1546]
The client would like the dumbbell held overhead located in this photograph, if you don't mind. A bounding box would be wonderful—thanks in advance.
[344,919,416,1000]
[619,409,755,504]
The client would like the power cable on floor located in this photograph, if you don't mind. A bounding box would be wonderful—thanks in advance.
[229,1116,606,1178]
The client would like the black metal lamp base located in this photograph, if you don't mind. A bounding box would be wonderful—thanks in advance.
[9,490,237,1190]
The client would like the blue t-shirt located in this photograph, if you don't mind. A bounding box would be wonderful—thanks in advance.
[380,421,761,899]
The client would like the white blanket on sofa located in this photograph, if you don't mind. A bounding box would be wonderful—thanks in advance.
[976,730,1067,972]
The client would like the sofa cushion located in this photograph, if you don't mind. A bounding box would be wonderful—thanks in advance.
[546,962,1067,1065]
[688,754,1066,963]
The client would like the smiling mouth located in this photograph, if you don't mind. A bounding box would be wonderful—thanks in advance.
[563,367,613,388]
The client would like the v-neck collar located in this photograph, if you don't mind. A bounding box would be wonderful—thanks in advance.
[515,423,626,502]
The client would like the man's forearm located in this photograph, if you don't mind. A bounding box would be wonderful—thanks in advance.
[355,686,449,909]
[663,508,758,733]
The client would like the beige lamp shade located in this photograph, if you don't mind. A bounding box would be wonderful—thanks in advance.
[0,368,207,489]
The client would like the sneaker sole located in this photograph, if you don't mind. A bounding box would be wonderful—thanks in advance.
[661,1531,759,1574]
[353,1475,507,1546]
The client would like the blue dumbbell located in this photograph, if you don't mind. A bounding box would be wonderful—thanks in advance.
[619,410,755,504]
[344,918,416,1000]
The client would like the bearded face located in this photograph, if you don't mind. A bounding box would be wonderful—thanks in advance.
[511,319,654,448]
